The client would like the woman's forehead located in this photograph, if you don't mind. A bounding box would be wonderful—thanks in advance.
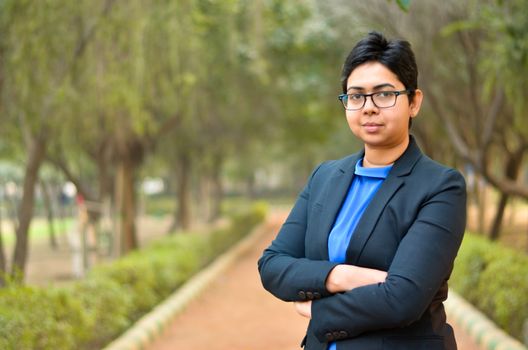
[346,62,402,89]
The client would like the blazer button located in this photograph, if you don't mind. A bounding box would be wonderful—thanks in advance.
[306,291,314,300]
[298,291,306,300]
[332,331,340,340]
[313,292,321,299]
[339,331,348,339]
[325,332,334,342]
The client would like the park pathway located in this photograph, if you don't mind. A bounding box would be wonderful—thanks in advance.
[147,210,482,350]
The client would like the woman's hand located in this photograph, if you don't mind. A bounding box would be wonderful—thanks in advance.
[326,264,387,293]
[294,301,312,319]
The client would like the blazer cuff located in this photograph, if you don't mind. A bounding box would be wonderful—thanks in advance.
[310,296,353,342]
[293,260,339,301]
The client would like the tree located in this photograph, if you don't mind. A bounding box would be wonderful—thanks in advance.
[438,0,528,239]
[0,0,116,282]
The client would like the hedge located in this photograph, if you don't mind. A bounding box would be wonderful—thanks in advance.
[450,232,528,345]
[0,201,268,350]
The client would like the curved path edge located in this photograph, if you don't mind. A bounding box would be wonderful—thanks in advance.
[446,291,527,350]
[102,220,270,350]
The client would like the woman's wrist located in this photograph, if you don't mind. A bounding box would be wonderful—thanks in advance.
[326,264,387,293]
[326,264,352,293]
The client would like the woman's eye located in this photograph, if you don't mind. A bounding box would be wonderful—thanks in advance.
[350,94,363,101]
[377,91,394,98]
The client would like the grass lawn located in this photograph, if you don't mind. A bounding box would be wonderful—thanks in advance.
[1,217,76,245]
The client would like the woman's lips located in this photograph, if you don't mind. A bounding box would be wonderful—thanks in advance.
[362,123,383,133]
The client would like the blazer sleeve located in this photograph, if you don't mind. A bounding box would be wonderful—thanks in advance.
[310,168,467,342]
[258,163,339,302]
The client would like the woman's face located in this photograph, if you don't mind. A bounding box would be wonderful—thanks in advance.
[345,61,423,151]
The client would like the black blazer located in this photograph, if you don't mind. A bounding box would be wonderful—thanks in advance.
[258,136,466,350]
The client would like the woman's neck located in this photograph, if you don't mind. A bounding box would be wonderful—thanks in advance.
[363,137,409,168]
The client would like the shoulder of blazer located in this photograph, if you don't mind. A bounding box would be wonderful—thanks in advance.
[396,136,466,190]
[314,151,363,178]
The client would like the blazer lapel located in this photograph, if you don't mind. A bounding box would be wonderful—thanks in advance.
[345,136,423,264]
[345,175,404,264]
[316,153,361,260]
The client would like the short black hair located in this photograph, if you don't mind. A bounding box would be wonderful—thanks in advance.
[341,31,418,102]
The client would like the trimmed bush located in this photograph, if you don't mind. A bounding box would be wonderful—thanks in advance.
[0,201,267,350]
[0,286,87,350]
[450,233,528,344]
[71,278,133,349]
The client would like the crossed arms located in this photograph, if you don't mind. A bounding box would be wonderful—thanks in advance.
[258,166,466,342]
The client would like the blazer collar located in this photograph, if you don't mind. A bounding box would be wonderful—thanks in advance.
[389,135,423,177]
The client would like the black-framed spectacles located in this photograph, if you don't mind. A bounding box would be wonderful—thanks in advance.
[338,90,413,111]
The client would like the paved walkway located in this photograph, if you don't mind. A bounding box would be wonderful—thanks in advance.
[147,211,482,350]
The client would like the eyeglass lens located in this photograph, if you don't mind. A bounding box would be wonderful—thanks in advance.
[343,92,398,110]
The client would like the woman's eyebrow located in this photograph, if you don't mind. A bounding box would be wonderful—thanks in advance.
[347,83,396,92]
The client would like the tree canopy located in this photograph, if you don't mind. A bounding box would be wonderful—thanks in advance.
[0,0,526,282]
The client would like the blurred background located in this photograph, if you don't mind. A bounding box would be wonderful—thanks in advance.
[0,0,527,348]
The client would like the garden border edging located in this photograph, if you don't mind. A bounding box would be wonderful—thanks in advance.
[446,290,527,350]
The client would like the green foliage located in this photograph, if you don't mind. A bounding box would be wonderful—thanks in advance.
[0,0,81,132]
[0,286,87,350]
[389,0,411,11]
[70,278,133,349]
[0,203,267,349]
[440,0,528,140]
[451,233,528,343]
[478,0,528,138]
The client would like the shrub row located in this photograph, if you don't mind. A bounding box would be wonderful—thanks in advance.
[0,201,268,350]
[450,232,528,344]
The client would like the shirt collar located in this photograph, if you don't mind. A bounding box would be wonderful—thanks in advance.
[354,158,393,179]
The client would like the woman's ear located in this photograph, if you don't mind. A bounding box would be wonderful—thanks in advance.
[410,89,424,118]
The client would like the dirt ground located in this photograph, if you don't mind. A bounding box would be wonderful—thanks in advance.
[21,216,172,286]
[147,211,482,350]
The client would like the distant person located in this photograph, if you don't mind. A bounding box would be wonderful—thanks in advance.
[258,31,467,350]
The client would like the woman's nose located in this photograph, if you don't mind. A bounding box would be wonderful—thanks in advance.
[362,95,379,114]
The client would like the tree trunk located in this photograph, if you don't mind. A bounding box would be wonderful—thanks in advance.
[209,155,223,223]
[477,177,487,234]
[7,190,19,236]
[11,137,47,282]
[115,158,138,254]
[169,153,192,232]
[488,147,524,240]
[39,178,58,250]
[489,193,509,241]
[246,173,256,200]
[0,202,6,287]
[177,153,192,230]
[526,217,528,254]
[97,141,114,202]
[198,175,211,224]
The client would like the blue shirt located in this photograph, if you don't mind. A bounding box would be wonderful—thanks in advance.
[327,159,392,350]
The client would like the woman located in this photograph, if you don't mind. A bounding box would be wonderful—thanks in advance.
[258,32,466,350]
